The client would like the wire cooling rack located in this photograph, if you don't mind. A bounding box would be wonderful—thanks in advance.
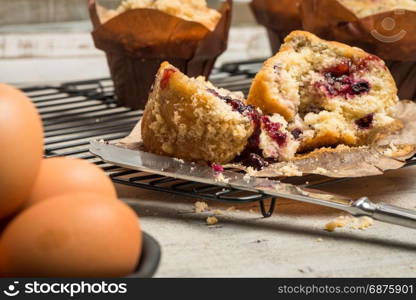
[24,59,416,217]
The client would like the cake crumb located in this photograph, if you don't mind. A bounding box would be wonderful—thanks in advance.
[352,216,374,230]
[213,209,223,215]
[226,206,236,211]
[325,215,374,232]
[316,238,323,242]
[313,167,328,174]
[383,142,398,157]
[206,216,218,225]
[194,201,208,213]
[173,157,185,163]
[243,173,251,183]
[279,164,302,176]
[214,173,230,184]
[325,216,349,232]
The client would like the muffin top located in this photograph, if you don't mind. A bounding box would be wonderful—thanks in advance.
[338,0,416,18]
[106,0,221,31]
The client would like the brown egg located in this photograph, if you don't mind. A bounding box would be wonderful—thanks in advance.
[0,192,142,277]
[0,83,43,219]
[27,157,117,207]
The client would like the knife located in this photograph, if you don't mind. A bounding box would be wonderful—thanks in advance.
[90,140,416,229]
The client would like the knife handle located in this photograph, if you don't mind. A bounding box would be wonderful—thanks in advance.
[352,197,416,229]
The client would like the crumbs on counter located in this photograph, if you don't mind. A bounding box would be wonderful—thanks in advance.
[325,215,374,232]
[206,216,218,225]
[226,206,236,211]
[213,209,223,215]
[352,216,374,230]
[194,201,209,213]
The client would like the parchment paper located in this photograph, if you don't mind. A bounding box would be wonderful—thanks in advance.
[116,101,416,179]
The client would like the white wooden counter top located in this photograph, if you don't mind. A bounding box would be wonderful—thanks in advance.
[118,166,416,277]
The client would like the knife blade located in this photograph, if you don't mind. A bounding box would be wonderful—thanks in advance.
[90,140,416,229]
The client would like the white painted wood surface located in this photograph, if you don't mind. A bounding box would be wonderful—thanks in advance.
[0,0,253,25]
[118,166,416,277]
[0,26,270,83]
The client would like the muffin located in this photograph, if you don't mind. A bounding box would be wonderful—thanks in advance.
[102,0,221,30]
[141,62,300,167]
[337,0,416,18]
[89,0,232,109]
[250,0,303,53]
[247,31,402,152]
[300,0,416,100]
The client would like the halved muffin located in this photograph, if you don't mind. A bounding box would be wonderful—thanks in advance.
[247,31,402,152]
[338,0,416,18]
[102,0,221,30]
[141,62,299,166]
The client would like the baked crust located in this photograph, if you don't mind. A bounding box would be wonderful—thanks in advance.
[338,0,416,18]
[248,30,401,152]
[103,0,221,31]
[142,62,301,165]
[142,62,254,164]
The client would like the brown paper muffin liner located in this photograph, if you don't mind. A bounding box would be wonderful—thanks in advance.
[250,0,302,54]
[89,0,232,109]
[116,101,416,179]
[299,0,416,100]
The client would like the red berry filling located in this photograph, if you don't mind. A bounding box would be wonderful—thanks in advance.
[357,55,384,71]
[316,60,371,99]
[207,89,255,115]
[291,128,303,139]
[160,68,176,89]
[211,163,224,173]
[206,89,288,170]
[261,116,287,147]
[241,153,269,171]
[355,113,374,130]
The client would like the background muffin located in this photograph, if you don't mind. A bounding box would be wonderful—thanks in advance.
[250,0,303,53]
[89,0,232,109]
[300,0,416,100]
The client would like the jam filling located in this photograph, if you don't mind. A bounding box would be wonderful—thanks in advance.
[207,89,255,115]
[236,115,288,170]
[317,60,371,99]
[241,153,269,171]
[291,128,303,140]
[355,113,374,129]
[211,163,224,173]
[261,116,287,147]
[160,69,176,89]
[207,88,289,171]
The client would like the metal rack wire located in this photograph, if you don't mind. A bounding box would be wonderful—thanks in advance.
[24,59,416,217]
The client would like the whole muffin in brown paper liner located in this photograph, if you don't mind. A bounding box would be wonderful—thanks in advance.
[89,0,232,109]
[299,0,416,100]
[250,0,303,54]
